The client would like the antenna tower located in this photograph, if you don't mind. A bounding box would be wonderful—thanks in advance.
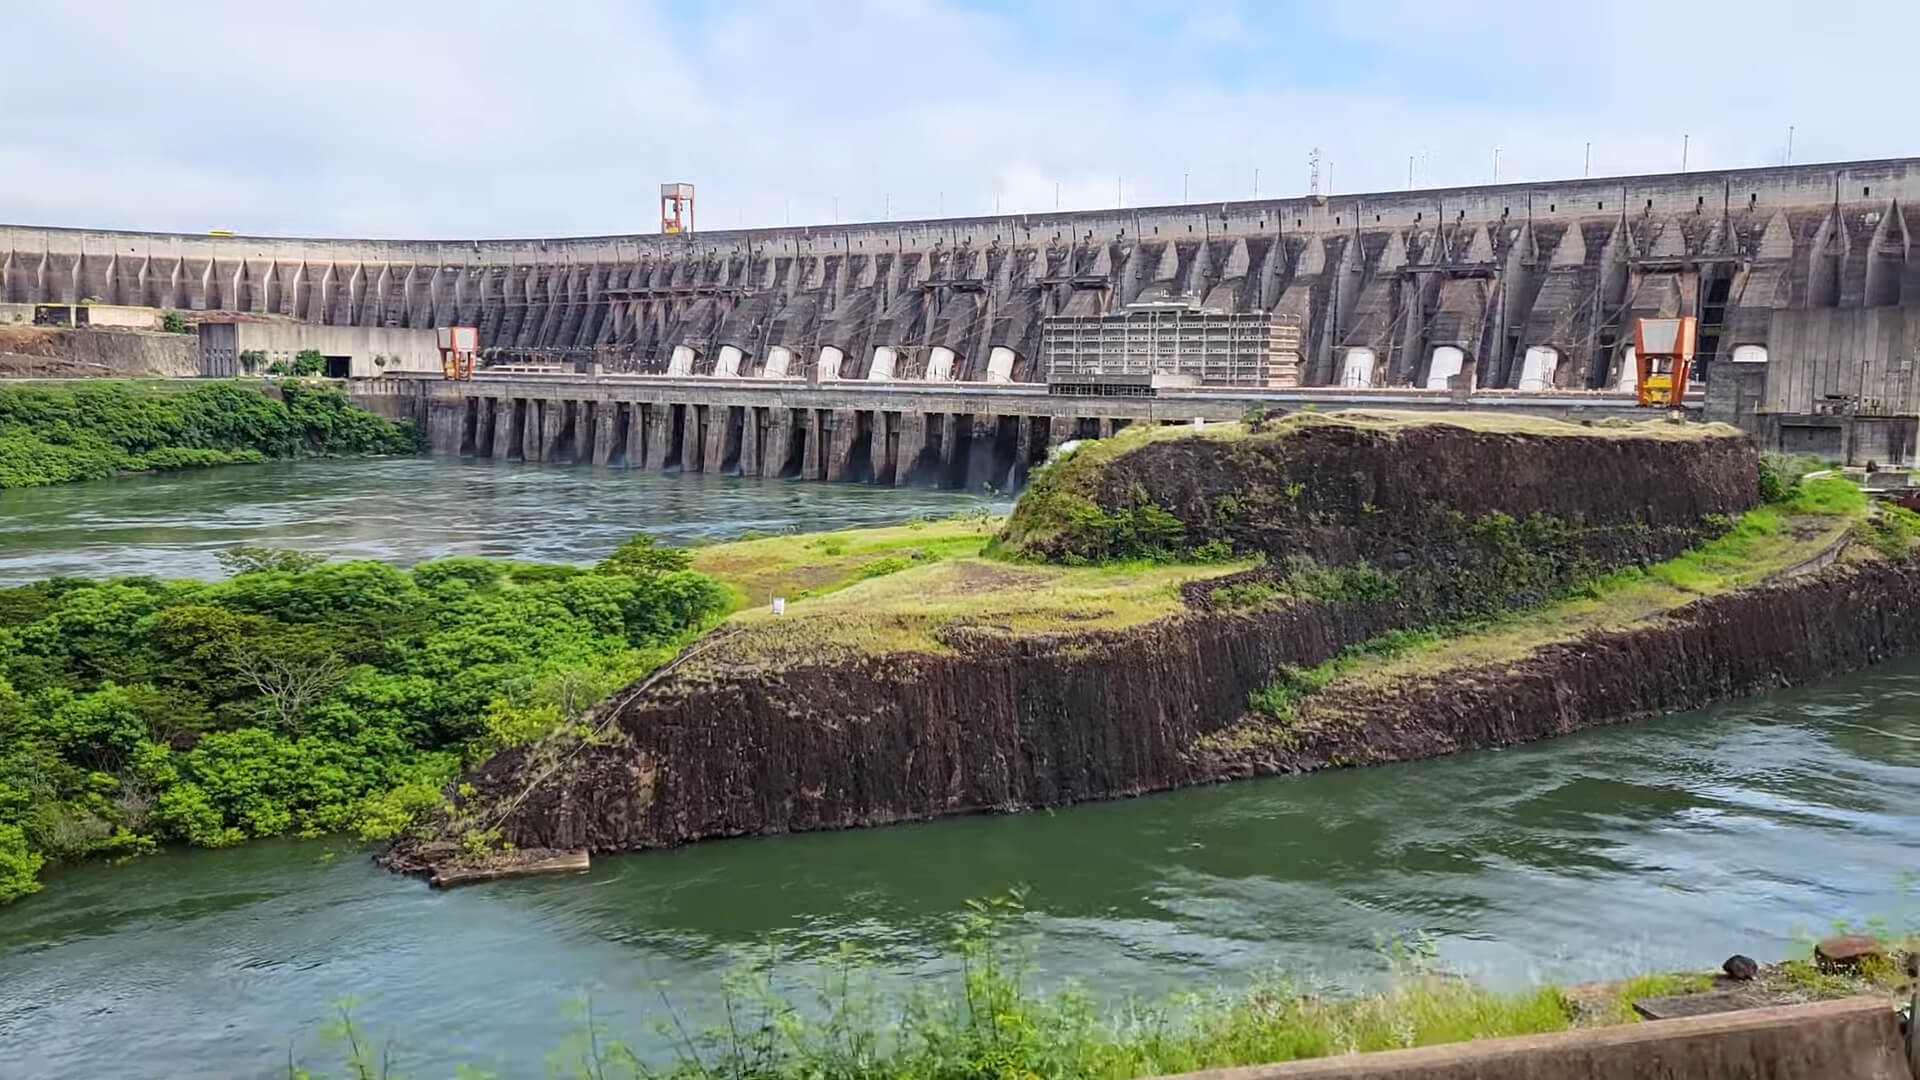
[1309,148,1322,198]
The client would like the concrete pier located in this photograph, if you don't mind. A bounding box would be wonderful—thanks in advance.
[391,372,1654,491]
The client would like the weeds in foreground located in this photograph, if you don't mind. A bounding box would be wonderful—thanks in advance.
[289,892,1582,1079]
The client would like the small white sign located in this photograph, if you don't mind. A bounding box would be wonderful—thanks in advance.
[1193,417,1205,429]
[771,597,787,616]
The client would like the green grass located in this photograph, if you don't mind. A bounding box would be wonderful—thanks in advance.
[1300,477,1869,693]
[291,897,1585,1079]
[288,895,1916,1079]
[710,555,1254,667]
[689,518,999,611]
[1194,476,1876,758]
[684,514,1255,665]
[687,468,1859,676]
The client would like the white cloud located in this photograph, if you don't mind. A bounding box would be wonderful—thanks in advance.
[0,0,1912,238]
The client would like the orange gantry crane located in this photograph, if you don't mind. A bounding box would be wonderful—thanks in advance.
[438,325,479,380]
[1632,316,1697,407]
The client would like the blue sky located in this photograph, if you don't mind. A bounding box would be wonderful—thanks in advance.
[3,0,1908,238]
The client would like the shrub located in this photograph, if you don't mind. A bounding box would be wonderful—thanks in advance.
[1862,503,1920,559]
[0,535,731,903]
[0,823,45,903]
[0,382,419,489]
[1210,580,1283,610]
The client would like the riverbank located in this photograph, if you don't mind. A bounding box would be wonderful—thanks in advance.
[0,379,419,488]
[9,661,1919,1078]
[285,893,1915,1079]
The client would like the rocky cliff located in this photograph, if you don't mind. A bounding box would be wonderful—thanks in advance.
[0,327,197,378]
[391,414,1810,873]
[1003,413,1757,572]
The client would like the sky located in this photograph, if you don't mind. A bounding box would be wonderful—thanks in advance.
[3,0,1912,239]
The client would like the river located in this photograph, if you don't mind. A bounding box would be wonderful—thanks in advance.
[2,463,1918,1078]
[0,457,997,585]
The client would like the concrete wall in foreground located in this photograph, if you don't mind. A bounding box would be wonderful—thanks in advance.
[10,158,1920,392]
[1152,997,1909,1080]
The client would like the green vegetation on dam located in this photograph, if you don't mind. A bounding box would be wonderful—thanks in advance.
[0,379,419,489]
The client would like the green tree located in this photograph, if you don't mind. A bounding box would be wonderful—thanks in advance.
[0,535,730,903]
[217,546,328,576]
[597,532,692,575]
[0,382,420,489]
[0,823,42,902]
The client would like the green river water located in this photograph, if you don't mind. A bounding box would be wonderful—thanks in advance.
[1,460,1918,1078]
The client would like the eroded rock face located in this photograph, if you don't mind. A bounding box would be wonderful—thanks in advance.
[414,559,1920,867]
[1003,420,1760,583]
[394,419,1789,871]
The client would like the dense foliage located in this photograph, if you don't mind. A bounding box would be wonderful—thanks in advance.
[0,381,420,488]
[0,536,728,903]
[266,349,327,377]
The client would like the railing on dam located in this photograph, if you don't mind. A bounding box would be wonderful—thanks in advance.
[381,368,1662,412]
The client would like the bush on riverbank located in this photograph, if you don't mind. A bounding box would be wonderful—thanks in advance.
[0,381,420,488]
[295,892,1914,1080]
[290,892,1582,1079]
[0,541,729,902]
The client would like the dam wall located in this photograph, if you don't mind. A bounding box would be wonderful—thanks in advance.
[10,158,1920,398]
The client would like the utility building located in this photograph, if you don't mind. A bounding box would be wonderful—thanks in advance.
[1041,305,1301,389]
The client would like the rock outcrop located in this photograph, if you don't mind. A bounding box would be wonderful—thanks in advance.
[392,415,1844,877]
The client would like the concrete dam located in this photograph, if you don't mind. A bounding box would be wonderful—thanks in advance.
[12,156,1920,472]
